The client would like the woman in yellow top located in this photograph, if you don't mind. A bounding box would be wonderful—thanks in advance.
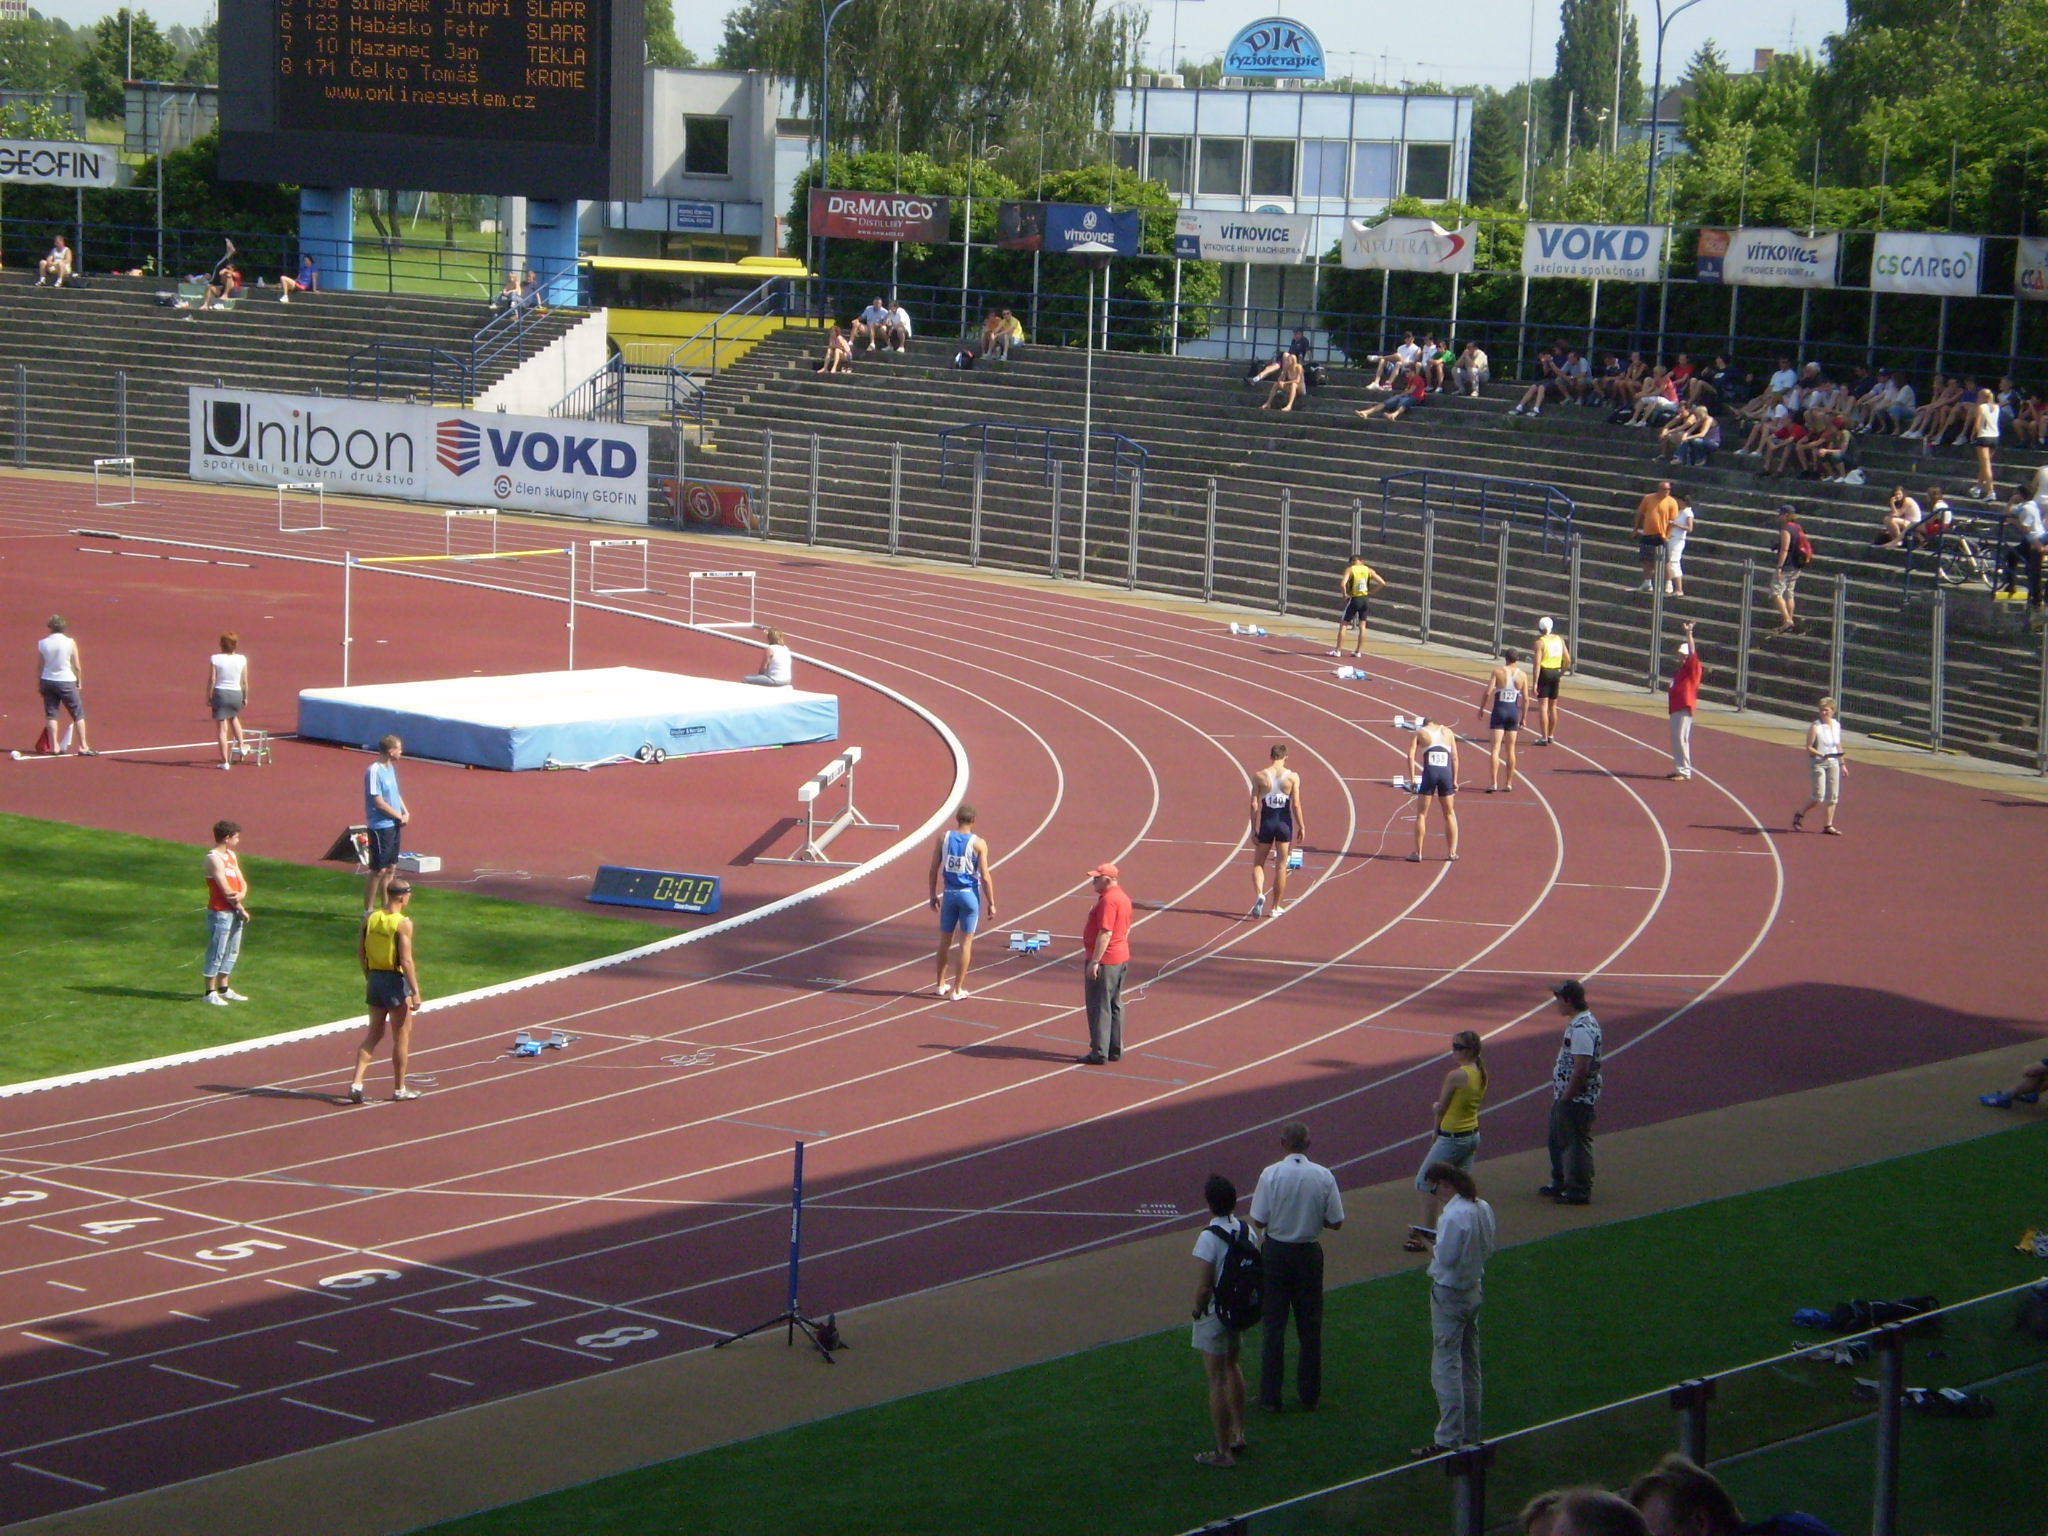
[1531,617,1572,747]
[349,881,422,1104]
[1405,1030,1487,1250]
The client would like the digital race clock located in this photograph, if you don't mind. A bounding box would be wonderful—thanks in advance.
[587,865,722,914]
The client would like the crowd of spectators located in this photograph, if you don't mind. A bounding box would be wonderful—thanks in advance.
[1345,332,1490,426]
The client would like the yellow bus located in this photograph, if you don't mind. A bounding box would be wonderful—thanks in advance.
[583,255,817,370]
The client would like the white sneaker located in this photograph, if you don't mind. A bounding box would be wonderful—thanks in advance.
[1270,904,1287,918]
[952,988,971,1001]
[204,991,230,1006]
[221,988,249,1002]
[935,981,954,998]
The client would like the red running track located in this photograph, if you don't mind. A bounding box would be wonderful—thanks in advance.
[0,478,2043,1521]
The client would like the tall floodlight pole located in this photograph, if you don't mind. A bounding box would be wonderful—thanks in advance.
[1070,240,1116,583]
[816,0,863,314]
[1634,0,1706,346]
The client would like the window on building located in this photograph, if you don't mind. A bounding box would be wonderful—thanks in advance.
[1146,136,1190,194]
[683,116,731,177]
[1404,142,1453,201]
[1248,139,1296,198]
[1300,140,1347,199]
[1198,137,1244,195]
[1112,135,1140,173]
[1351,141,1397,200]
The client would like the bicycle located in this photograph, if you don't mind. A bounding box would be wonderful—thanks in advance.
[1934,516,2000,589]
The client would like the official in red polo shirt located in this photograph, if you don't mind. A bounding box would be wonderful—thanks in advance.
[1078,861,1133,1065]
[1667,620,1704,781]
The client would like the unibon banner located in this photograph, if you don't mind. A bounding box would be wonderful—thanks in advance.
[188,389,649,523]
[2016,236,2048,300]
[1222,16,1325,78]
[0,139,119,187]
[1174,209,1311,264]
[808,188,950,244]
[1521,223,1667,282]
[1871,232,1981,296]
[1696,226,1840,289]
[1341,216,1478,274]
[996,202,1143,256]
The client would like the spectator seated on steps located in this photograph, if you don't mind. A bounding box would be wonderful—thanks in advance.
[490,272,522,313]
[278,253,319,302]
[818,324,853,373]
[885,300,913,352]
[1260,350,1305,411]
[34,235,74,287]
[979,309,1007,359]
[1453,341,1489,397]
[1357,369,1429,424]
[1509,349,1586,417]
[851,296,891,352]
[1625,366,1681,427]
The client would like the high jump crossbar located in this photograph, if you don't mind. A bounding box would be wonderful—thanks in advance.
[342,544,577,685]
[443,508,500,558]
[757,747,898,867]
[278,481,329,534]
[687,569,756,630]
[588,538,652,596]
[92,457,139,507]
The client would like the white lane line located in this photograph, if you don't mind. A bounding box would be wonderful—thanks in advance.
[390,1307,477,1331]
[428,1372,474,1386]
[522,1338,610,1363]
[280,1395,375,1424]
[142,1251,224,1273]
[10,1459,106,1492]
[295,1340,339,1354]
[149,1363,237,1389]
[45,1282,86,1293]
[27,1225,104,1245]
[19,1331,107,1356]
[167,1310,208,1323]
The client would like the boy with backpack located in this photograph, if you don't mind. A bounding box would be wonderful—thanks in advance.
[1191,1173,1261,1468]
[1773,504,1814,634]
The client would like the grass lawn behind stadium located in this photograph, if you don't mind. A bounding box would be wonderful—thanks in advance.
[423,1119,2048,1536]
[0,813,661,1086]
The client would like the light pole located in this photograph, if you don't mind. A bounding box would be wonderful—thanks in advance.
[815,0,863,313]
[1070,239,1115,582]
[1634,0,1706,348]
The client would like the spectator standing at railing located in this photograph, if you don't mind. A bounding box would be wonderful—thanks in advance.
[1666,621,1703,782]
[1664,500,1695,597]
[1542,980,1602,1205]
[2001,485,2045,609]
[1409,1161,1495,1460]
[1771,506,1812,634]
[1967,387,2002,501]
[1631,482,1678,593]
[1453,341,1489,397]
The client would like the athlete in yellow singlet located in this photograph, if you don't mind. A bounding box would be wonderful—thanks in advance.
[1330,554,1387,657]
[349,882,421,1103]
[1531,618,1572,746]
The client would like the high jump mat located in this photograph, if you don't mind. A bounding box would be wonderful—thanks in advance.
[296,668,839,771]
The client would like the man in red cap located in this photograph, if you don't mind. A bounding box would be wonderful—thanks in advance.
[1078,862,1133,1064]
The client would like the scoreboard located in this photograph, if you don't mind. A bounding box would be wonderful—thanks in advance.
[217,0,643,201]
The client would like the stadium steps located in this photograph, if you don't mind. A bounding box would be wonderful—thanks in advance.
[0,272,583,478]
[680,330,2042,765]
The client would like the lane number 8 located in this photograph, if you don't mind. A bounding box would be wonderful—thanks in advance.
[575,1326,659,1350]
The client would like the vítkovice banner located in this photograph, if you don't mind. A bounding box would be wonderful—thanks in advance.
[996,202,1143,256]
[1342,216,1478,274]
[1521,223,1667,282]
[188,389,649,523]
[1174,209,1311,264]
[808,188,950,244]
[2016,236,2048,300]
[1871,232,1981,296]
[1696,226,1839,289]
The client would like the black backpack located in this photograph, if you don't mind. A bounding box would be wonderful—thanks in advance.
[1207,1221,1264,1331]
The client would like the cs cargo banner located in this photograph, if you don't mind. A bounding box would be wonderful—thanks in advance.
[996,202,1143,256]
[2016,237,2048,300]
[808,188,950,244]
[1871,233,1981,296]
[189,389,649,523]
[1521,222,1667,282]
[1174,209,1311,264]
[1696,227,1840,289]
[1342,216,1478,274]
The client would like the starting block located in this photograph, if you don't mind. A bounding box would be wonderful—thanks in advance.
[1335,666,1369,681]
[1008,929,1052,953]
[1394,715,1419,730]
[1228,623,1269,638]
[759,747,899,866]
[1287,849,1304,870]
[511,1029,573,1056]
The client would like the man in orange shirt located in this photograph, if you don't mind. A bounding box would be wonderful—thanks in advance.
[202,820,252,1004]
[1077,861,1134,1065]
[1632,480,1678,593]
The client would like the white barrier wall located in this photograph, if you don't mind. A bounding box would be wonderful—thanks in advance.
[476,309,612,417]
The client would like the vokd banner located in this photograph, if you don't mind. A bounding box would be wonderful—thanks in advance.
[1521,223,1667,282]
[0,139,118,187]
[1696,227,1840,289]
[808,188,950,243]
[1342,216,1478,273]
[188,389,649,523]
[1871,233,1981,296]
[1173,209,1311,264]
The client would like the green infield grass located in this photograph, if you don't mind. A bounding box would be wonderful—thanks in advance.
[0,813,660,1086]
[422,1119,2048,1536]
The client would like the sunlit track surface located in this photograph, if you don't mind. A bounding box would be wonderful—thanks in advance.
[0,476,2038,1519]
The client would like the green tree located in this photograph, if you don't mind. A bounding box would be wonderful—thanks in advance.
[1,15,81,93]
[1466,86,1528,209]
[643,0,699,67]
[1551,0,1639,155]
[0,97,77,138]
[177,19,217,84]
[74,8,178,118]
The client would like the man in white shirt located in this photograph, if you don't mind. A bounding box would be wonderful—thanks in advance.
[1454,342,1489,397]
[1372,332,1420,389]
[1766,359,1799,397]
[35,615,93,755]
[1543,979,1603,1205]
[1412,1161,1496,1457]
[35,235,73,287]
[1249,1120,1344,1411]
[885,301,912,353]
[2002,491,2046,608]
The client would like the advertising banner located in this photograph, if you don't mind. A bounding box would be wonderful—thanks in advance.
[1222,16,1325,78]
[1341,216,1478,274]
[2016,236,2048,300]
[1695,226,1840,289]
[1173,209,1311,264]
[1870,232,1981,296]
[188,389,649,523]
[662,476,759,531]
[0,139,119,187]
[1521,223,1667,282]
[996,202,1143,256]
[808,187,951,244]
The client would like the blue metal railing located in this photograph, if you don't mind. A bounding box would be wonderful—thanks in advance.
[1378,468,1576,554]
[471,300,555,382]
[553,356,707,431]
[661,277,797,376]
[345,342,475,403]
[937,421,1149,492]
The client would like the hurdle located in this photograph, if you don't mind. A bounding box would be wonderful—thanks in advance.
[758,747,898,866]
[443,508,500,558]
[92,457,139,507]
[589,537,652,595]
[278,481,329,533]
[688,569,756,630]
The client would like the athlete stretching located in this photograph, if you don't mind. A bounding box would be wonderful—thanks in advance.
[1477,648,1529,792]
[1249,743,1304,918]
[928,804,996,999]
[1330,553,1387,658]
[1407,719,1461,863]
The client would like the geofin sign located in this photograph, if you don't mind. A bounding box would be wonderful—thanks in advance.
[1222,17,1325,79]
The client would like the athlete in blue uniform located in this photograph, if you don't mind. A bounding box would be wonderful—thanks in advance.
[1477,648,1529,793]
[1407,718,1461,863]
[928,805,997,998]
[1249,743,1305,918]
